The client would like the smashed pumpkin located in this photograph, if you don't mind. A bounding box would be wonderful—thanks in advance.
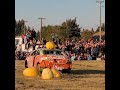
[23,67,38,77]
[41,68,54,80]
[51,68,62,78]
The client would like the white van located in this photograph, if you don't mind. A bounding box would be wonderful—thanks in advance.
[15,36,25,51]
[15,36,22,46]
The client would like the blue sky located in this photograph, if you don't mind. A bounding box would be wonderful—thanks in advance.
[15,0,105,31]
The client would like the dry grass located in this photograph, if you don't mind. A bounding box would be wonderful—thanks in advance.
[15,60,105,90]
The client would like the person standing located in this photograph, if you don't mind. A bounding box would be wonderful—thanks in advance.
[21,33,25,44]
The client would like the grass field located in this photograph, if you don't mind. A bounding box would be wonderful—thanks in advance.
[15,60,105,90]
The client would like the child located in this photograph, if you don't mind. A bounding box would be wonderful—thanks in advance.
[87,54,92,60]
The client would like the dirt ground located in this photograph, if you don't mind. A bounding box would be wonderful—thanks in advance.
[15,60,105,90]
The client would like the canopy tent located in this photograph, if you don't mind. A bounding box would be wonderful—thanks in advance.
[92,31,105,41]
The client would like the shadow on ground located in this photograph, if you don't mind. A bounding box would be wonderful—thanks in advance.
[70,70,105,75]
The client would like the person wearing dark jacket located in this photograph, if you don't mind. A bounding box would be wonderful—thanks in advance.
[31,29,36,39]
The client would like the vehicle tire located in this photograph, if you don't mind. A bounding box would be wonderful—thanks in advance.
[67,69,71,73]
[25,60,28,68]
[59,70,63,73]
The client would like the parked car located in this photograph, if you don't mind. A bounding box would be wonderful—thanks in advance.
[25,48,72,73]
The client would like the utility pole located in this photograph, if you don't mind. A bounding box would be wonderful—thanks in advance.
[23,20,28,35]
[96,0,104,42]
[38,17,46,42]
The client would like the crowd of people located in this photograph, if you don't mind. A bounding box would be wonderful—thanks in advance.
[15,31,105,61]
[15,29,37,60]
[52,38,105,61]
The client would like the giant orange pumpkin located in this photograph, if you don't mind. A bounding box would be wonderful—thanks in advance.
[46,41,55,50]
[23,67,38,77]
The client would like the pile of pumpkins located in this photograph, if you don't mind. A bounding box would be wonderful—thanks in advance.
[23,67,62,79]
[23,41,62,79]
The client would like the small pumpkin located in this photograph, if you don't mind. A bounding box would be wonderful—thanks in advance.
[46,41,55,50]
[23,67,38,77]
[41,68,54,80]
[51,68,62,78]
